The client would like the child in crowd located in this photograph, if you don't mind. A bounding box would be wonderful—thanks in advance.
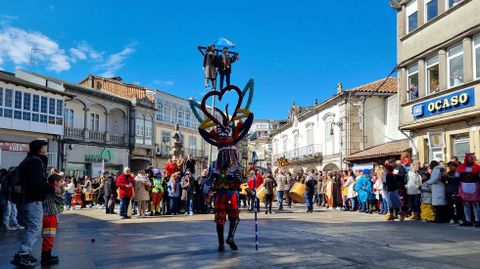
[41,173,65,266]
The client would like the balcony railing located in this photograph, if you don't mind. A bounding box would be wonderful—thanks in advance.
[65,127,84,140]
[89,130,106,142]
[64,127,127,145]
[110,133,125,145]
[273,144,322,162]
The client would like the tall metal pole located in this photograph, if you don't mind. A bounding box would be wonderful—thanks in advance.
[208,95,216,166]
[252,151,259,251]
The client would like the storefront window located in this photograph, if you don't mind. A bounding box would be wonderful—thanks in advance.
[407,63,419,100]
[452,134,470,159]
[426,55,440,94]
[448,43,464,87]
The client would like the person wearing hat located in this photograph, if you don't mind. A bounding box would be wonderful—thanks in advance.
[354,169,375,213]
[11,139,60,267]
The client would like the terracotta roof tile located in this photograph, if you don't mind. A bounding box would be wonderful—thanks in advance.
[345,139,410,161]
[347,77,398,94]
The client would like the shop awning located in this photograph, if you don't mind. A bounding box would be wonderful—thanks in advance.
[345,139,410,162]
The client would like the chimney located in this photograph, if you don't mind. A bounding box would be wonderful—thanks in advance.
[314,98,319,106]
[88,74,94,89]
[337,82,343,94]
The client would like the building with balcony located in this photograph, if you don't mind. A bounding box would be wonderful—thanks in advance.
[80,75,156,171]
[247,120,280,169]
[16,70,131,177]
[270,78,399,172]
[395,0,480,163]
[0,70,73,170]
[153,90,208,171]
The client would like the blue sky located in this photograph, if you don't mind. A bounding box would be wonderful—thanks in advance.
[0,0,397,120]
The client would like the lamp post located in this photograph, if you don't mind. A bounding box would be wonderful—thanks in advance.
[330,120,344,170]
[208,95,216,166]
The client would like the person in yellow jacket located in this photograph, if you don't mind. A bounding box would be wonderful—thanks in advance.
[151,170,164,216]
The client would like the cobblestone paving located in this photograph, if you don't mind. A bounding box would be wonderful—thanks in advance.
[2,206,480,269]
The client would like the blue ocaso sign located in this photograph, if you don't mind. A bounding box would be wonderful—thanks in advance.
[412,88,475,119]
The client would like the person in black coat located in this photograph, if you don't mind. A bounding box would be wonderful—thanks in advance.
[217,47,238,90]
[11,140,58,267]
[104,173,117,214]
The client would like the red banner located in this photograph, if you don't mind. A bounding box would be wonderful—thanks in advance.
[0,141,30,152]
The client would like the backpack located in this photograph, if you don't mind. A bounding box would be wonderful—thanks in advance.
[2,156,41,204]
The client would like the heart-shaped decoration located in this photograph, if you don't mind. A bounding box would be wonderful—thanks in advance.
[201,85,244,127]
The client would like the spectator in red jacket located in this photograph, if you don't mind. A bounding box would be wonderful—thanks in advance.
[164,159,177,178]
[116,167,134,219]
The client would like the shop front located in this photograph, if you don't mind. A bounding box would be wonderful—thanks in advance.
[64,144,129,177]
[0,131,59,170]
[400,86,480,164]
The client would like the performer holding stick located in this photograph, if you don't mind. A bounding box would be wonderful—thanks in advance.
[190,81,255,252]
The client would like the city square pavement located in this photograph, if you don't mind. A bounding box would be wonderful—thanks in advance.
[2,206,480,269]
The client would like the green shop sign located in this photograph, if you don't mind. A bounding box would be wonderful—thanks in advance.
[85,148,113,163]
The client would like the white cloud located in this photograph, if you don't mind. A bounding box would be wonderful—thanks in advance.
[0,25,70,72]
[98,44,136,77]
[0,21,136,75]
[70,41,102,62]
[153,80,175,87]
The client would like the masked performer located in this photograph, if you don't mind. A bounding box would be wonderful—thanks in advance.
[192,83,254,252]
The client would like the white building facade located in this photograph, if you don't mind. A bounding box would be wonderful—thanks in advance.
[0,70,72,170]
[271,78,399,172]
[15,70,131,177]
